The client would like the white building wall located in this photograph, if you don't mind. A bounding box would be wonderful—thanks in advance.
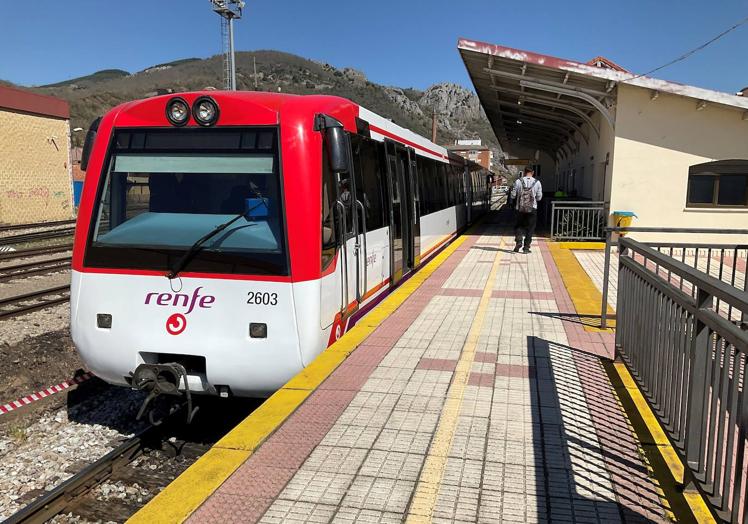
[555,109,617,203]
[610,84,748,243]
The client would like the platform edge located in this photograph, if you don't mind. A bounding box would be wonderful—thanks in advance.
[127,225,474,524]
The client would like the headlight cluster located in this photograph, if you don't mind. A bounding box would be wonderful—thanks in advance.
[165,96,219,127]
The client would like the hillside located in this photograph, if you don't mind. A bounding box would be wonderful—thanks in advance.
[28,50,500,157]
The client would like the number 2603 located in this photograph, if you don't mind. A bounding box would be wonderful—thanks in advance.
[247,291,278,306]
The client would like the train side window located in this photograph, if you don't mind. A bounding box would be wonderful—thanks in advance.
[416,157,429,215]
[321,150,337,270]
[451,167,457,206]
[337,170,355,237]
[437,164,447,210]
[352,136,385,230]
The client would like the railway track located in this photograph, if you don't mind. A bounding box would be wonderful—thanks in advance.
[0,228,76,247]
[0,285,71,319]
[4,397,258,523]
[4,424,165,524]
[0,256,71,283]
[0,244,73,261]
[0,219,76,234]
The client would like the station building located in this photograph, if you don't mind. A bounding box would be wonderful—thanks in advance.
[0,85,74,225]
[448,139,493,171]
[459,38,748,241]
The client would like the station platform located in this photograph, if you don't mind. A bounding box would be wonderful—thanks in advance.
[131,215,685,524]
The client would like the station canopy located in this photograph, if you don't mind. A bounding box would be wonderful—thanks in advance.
[458,38,748,162]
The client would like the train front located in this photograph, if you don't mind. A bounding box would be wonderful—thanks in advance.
[70,93,317,400]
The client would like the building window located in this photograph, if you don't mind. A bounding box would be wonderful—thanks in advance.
[686,160,748,208]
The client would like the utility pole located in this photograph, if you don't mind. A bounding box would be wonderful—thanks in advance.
[210,1,245,90]
[253,56,258,89]
[431,110,438,143]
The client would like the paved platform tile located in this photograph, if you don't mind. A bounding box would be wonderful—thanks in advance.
[184,223,672,524]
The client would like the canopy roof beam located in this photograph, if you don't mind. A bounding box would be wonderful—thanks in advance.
[490,85,602,137]
[483,67,613,99]
[519,79,615,130]
[490,83,598,111]
[502,128,564,150]
[499,104,590,145]
[501,112,586,147]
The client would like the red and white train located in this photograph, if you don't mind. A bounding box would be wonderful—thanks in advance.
[71,91,489,403]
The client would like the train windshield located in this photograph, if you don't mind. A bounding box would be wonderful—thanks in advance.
[85,128,289,276]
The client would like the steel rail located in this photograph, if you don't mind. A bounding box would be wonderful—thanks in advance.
[0,285,71,319]
[0,256,71,282]
[0,228,76,246]
[0,244,74,261]
[0,219,76,233]
[4,426,156,524]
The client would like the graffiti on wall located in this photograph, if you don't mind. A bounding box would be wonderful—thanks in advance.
[4,186,70,209]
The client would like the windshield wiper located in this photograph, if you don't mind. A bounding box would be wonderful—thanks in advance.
[166,213,247,279]
[166,185,269,279]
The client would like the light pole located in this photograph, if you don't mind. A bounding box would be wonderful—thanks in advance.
[210,1,245,91]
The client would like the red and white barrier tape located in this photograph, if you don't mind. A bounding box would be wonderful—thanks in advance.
[0,372,93,415]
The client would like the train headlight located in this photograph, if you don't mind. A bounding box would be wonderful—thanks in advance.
[249,323,267,338]
[192,96,219,127]
[166,97,190,126]
[97,313,112,329]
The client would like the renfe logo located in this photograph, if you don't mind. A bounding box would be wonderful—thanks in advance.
[166,313,187,335]
[144,287,216,315]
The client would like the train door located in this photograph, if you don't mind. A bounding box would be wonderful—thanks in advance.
[384,139,419,284]
[335,167,362,314]
[407,149,421,267]
[464,166,473,223]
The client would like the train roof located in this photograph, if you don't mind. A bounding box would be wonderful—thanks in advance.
[105,90,465,165]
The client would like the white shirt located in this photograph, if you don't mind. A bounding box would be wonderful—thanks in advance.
[511,176,543,210]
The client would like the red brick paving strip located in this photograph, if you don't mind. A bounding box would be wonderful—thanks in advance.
[539,240,670,522]
[187,232,483,523]
[491,290,556,300]
[468,372,496,387]
[440,288,483,297]
[416,358,458,372]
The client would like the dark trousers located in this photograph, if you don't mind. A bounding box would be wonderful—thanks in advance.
[514,210,537,250]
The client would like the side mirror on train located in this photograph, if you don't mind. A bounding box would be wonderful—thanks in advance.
[80,116,102,172]
[325,126,351,174]
[314,113,351,174]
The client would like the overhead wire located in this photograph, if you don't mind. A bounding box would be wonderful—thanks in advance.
[626,15,748,82]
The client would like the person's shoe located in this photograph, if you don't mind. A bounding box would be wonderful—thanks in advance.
[513,244,521,253]
[523,248,532,254]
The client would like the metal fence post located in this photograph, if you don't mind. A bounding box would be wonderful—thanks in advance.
[601,229,612,329]
[550,201,556,240]
[685,288,712,475]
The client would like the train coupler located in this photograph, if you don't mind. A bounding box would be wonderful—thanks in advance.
[131,363,199,425]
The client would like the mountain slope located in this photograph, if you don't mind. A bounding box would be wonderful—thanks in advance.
[30,50,499,156]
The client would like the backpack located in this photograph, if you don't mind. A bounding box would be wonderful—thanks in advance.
[517,178,537,213]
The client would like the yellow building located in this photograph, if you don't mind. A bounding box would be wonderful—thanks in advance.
[0,85,74,225]
[459,39,748,242]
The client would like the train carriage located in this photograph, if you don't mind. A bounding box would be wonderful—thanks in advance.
[71,92,489,405]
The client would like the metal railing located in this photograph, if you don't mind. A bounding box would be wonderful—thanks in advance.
[550,200,606,241]
[616,236,748,522]
[601,227,748,330]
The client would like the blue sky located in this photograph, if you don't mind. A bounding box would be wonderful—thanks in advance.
[1,0,746,94]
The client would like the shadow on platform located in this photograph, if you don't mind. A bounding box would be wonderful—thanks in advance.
[527,335,668,523]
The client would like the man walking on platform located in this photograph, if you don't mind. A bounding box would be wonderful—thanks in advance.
[511,165,542,253]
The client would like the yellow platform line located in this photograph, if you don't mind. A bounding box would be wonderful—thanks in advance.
[548,242,615,331]
[406,238,504,523]
[607,361,716,524]
[128,228,476,524]
[553,241,714,522]
[557,241,606,250]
